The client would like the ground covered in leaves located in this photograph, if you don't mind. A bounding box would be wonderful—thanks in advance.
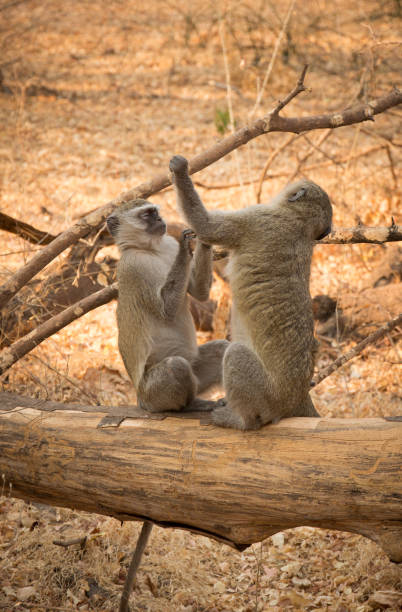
[0,0,401,610]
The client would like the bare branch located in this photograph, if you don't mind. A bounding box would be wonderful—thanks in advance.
[314,313,402,385]
[0,211,56,245]
[319,224,402,244]
[270,63,308,116]
[0,72,400,310]
[0,283,118,376]
[119,521,153,612]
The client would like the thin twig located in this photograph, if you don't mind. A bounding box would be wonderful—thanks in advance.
[256,133,301,202]
[385,145,398,189]
[119,521,153,612]
[250,0,296,116]
[287,128,332,183]
[219,19,244,199]
[314,313,402,385]
[30,354,100,405]
[270,64,308,117]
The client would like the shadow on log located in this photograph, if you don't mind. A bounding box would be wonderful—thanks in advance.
[0,392,401,562]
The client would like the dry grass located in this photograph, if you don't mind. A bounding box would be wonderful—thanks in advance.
[0,0,401,609]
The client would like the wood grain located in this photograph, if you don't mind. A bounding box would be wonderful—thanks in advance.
[0,392,401,561]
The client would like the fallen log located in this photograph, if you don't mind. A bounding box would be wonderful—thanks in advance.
[0,392,401,562]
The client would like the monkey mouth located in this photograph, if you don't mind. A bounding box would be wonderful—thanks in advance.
[151,222,167,236]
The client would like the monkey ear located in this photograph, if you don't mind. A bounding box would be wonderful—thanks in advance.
[288,188,306,202]
[106,215,120,236]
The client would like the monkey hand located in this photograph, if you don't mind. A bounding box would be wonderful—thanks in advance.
[169,155,189,176]
[180,228,196,255]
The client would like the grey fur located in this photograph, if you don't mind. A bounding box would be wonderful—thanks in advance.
[169,155,332,429]
[107,200,228,413]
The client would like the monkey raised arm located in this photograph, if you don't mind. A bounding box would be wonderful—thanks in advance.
[170,155,241,249]
[187,240,213,302]
[160,229,193,320]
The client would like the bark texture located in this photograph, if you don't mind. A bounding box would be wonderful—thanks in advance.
[0,392,401,561]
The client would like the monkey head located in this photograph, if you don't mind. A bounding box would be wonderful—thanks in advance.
[106,200,167,251]
[279,180,333,241]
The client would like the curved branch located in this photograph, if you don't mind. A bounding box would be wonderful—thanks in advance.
[0,69,400,310]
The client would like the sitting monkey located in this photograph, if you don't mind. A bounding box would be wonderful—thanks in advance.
[107,199,228,413]
[170,156,332,430]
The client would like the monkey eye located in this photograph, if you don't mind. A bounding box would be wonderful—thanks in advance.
[288,188,306,202]
[140,208,159,220]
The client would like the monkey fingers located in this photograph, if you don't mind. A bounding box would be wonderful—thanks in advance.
[169,155,189,175]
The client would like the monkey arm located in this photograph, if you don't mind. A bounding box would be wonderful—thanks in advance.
[170,155,241,248]
[188,240,213,301]
[160,234,192,320]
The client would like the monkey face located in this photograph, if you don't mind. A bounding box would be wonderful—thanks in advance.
[139,206,167,236]
[285,180,332,241]
[106,205,167,241]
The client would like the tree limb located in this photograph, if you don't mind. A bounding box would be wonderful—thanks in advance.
[0,66,400,310]
[0,283,118,376]
[314,312,402,385]
[318,223,402,244]
[0,211,57,245]
[1,395,401,562]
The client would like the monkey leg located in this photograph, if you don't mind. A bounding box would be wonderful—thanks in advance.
[192,339,230,394]
[138,356,217,413]
[211,342,274,430]
[296,393,320,417]
[138,356,198,412]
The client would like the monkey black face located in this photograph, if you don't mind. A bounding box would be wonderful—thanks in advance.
[139,206,167,236]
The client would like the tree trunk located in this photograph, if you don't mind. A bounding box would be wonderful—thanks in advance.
[0,392,401,561]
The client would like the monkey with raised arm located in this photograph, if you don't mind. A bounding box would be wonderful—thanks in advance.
[107,199,228,413]
[170,155,332,430]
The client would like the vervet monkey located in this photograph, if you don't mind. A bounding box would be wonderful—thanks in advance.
[107,199,228,413]
[170,155,333,430]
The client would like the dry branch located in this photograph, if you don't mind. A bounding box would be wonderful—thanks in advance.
[314,312,402,385]
[0,211,57,245]
[0,258,117,348]
[0,392,401,562]
[0,67,400,310]
[0,283,118,376]
[318,224,402,244]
